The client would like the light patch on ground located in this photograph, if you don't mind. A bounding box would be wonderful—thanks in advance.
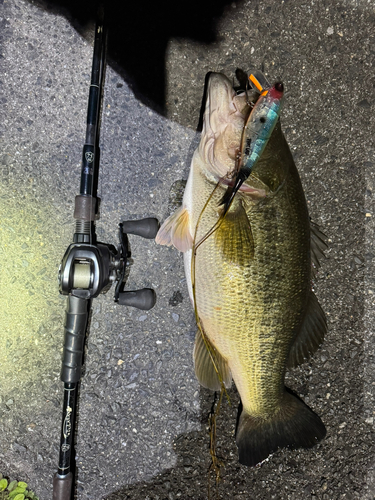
[0,181,67,394]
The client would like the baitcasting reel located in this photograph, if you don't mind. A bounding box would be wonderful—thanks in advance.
[58,212,159,309]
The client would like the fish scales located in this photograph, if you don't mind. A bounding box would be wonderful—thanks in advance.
[156,72,326,466]
[193,123,311,417]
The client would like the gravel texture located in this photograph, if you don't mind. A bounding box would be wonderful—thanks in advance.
[1,0,374,499]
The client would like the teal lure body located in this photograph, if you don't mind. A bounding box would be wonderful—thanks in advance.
[221,75,284,212]
[241,83,284,174]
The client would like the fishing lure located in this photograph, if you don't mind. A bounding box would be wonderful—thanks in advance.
[220,72,284,212]
[194,72,284,252]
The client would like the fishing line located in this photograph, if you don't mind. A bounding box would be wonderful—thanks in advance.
[193,193,237,253]
[207,388,225,499]
[193,84,262,253]
[194,71,267,254]
[86,20,107,247]
[191,179,231,400]
[191,98,257,390]
[191,177,233,485]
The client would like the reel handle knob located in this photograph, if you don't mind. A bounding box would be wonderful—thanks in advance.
[122,218,159,239]
[118,288,156,310]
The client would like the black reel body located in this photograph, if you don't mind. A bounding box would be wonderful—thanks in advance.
[59,217,158,307]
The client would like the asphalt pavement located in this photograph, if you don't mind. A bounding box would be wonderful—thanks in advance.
[0,0,374,499]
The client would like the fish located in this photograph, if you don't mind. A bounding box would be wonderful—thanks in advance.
[156,71,327,466]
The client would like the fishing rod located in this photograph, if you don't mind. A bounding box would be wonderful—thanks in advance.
[52,9,159,500]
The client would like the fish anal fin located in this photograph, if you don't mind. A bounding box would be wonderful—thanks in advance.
[236,390,326,466]
[193,330,232,391]
[155,206,193,252]
[215,204,254,265]
[288,291,327,368]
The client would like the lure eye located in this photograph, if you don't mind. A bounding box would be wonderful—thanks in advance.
[260,117,266,123]
[275,82,284,92]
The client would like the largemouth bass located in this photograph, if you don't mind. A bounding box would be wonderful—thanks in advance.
[156,72,327,466]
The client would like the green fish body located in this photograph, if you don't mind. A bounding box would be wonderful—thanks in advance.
[156,72,327,465]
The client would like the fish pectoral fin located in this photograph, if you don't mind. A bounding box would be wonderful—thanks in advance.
[287,291,327,368]
[215,203,254,265]
[155,206,193,252]
[311,221,328,275]
[193,330,232,392]
[236,390,326,466]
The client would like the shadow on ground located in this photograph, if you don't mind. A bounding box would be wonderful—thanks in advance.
[104,387,241,500]
[27,0,244,114]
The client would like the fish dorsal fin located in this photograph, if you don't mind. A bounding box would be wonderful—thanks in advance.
[287,291,327,368]
[214,203,254,266]
[155,206,193,252]
[311,221,328,271]
[193,330,232,391]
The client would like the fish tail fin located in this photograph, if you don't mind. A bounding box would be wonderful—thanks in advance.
[236,390,326,466]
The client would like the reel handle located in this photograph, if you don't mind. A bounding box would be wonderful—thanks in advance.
[118,288,156,310]
[122,218,159,239]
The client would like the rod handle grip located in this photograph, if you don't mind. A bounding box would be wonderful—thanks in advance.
[122,218,159,239]
[61,295,90,384]
[53,472,73,500]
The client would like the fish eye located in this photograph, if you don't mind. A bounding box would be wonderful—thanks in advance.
[260,117,266,123]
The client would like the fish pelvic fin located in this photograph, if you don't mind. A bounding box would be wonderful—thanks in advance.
[155,206,193,252]
[193,330,232,392]
[236,390,326,466]
[287,291,327,368]
[215,203,254,266]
